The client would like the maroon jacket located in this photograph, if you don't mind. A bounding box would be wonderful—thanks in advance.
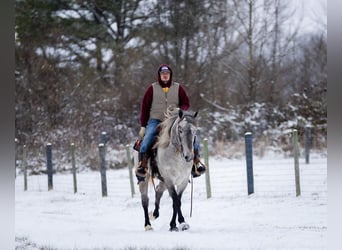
[140,64,190,127]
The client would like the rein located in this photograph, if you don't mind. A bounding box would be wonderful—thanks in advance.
[175,116,195,218]
[173,114,195,155]
[190,174,193,217]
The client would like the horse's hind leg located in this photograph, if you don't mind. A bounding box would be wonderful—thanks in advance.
[152,181,166,219]
[139,176,152,230]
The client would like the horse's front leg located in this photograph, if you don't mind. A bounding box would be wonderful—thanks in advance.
[176,181,190,231]
[168,185,184,231]
[152,181,166,220]
[139,177,152,231]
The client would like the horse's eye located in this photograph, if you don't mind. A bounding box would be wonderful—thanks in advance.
[179,128,183,134]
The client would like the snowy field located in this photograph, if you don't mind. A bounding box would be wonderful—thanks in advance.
[15,153,327,250]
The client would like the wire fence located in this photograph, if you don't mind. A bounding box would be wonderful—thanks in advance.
[15,154,327,200]
[15,128,327,199]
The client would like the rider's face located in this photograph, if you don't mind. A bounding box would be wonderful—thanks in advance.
[160,72,170,82]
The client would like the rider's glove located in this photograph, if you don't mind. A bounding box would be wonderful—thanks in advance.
[138,127,146,139]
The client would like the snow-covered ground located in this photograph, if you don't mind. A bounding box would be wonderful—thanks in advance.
[15,153,327,250]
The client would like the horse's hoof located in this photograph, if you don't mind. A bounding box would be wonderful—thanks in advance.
[145,225,153,231]
[179,222,190,231]
[169,227,179,232]
[149,212,156,221]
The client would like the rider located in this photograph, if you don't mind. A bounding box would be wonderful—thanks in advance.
[135,64,206,182]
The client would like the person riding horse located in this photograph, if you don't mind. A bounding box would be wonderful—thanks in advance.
[135,64,206,182]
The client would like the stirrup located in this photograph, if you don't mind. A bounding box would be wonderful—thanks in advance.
[197,162,206,173]
[192,159,206,178]
[135,170,146,184]
[135,159,148,184]
[135,165,147,177]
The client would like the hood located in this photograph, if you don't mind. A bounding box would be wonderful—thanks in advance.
[157,64,173,86]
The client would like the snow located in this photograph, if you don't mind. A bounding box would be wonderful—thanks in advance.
[15,153,327,250]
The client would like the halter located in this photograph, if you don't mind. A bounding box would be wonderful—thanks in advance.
[173,114,197,157]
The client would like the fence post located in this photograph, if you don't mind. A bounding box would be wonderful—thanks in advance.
[23,145,27,191]
[203,138,211,199]
[99,143,107,197]
[305,125,311,164]
[71,143,77,193]
[46,143,53,191]
[293,129,301,196]
[15,138,18,179]
[100,131,107,144]
[126,144,135,198]
[244,132,254,195]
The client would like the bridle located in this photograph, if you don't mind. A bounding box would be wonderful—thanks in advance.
[173,115,197,159]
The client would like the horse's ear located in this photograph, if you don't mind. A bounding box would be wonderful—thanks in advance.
[178,109,184,119]
[194,111,198,118]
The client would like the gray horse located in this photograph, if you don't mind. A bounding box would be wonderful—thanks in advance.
[138,108,198,231]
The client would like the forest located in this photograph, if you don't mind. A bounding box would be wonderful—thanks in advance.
[15,0,327,169]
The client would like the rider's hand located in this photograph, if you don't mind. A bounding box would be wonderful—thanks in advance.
[138,127,146,139]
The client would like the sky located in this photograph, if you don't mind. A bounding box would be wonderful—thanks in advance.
[15,152,327,250]
[291,0,327,34]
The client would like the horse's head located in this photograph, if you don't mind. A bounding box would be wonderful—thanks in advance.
[173,109,198,162]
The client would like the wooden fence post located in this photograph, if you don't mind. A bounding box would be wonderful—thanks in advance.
[126,144,135,198]
[203,138,211,199]
[71,143,77,193]
[293,129,301,196]
[23,145,27,191]
[305,125,311,164]
[244,132,254,195]
[99,143,107,197]
[46,143,53,191]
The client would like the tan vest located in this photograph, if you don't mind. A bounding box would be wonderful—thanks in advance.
[150,82,179,121]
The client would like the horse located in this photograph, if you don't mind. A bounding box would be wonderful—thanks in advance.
[138,108,198,231]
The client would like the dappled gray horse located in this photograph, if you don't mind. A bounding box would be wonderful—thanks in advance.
[139,108,198,231]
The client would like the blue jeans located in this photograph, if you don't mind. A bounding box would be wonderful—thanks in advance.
[140,119,200,154]
[140,119,161,154]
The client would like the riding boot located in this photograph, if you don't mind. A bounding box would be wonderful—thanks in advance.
[192,151,206,178]
[135,153,148,182]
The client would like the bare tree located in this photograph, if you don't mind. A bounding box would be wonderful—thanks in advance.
[225,0,299,106]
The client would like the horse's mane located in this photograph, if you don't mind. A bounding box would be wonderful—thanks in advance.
[154,107,180,149]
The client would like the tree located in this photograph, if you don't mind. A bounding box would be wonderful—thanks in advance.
[15,0,156,145]
[15,0,327,163]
